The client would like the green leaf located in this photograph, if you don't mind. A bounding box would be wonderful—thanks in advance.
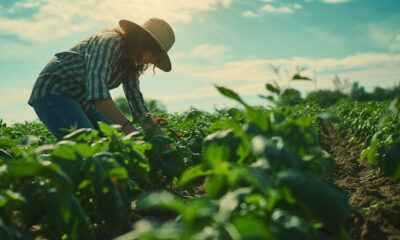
[205,174,228,198]
[215,85,249,108]
[251,136,300,171]
[109,167,128,180]
[266,83,281,95]
[218,188,252,221]
[267,95,276,103]
[388,95,400,114]
[83,157,131,237]
[271,209,308,240]
[0,194,7,207]
[4,190,25,202]
[7,161,73,195]
[179,164,212,186]
[184,110,204,122]
[244,160,271,189]
[73,143,99,158]
[203,129,242,164]
[233,217,275,239]
[227,108,241,118]
[52,143,77,161]
[83,158,127,237]
[45,190,96,240]
[136,192,184,212]
[246,109,272,131]
[181,198,217,226]
[382,143,400,179]
[0,137,18,147]
[292,74,312,81]
[98,122,121,137]
[114,220,182,240]
[277,170,352,235]
[159,158,177,181]
[63,128,94,140]
[202,143,230,171]
[242,122,265,138]
[360,138,379,165]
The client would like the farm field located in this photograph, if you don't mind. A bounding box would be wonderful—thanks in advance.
[1,86,400,240]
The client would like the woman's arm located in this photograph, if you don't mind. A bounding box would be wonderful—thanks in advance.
[93,98,138,135]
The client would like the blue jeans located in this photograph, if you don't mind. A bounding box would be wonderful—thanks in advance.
[31,91,114,140]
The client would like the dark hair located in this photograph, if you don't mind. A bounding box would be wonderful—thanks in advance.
[102,27,162,79]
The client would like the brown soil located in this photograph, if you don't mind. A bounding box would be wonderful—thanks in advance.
[320,120,400,240]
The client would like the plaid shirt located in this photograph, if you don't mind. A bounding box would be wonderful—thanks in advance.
[28,32,150,119]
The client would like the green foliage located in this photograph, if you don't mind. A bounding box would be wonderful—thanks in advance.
[305,90,348,107]
[324,95,400,179]
[122,86,350,239]
[0,119,193,239]
[1,79,378,240]
[278,88,302,106]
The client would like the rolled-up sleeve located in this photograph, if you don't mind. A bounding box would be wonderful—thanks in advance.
[85,34,122,101]
[122,75,150,119]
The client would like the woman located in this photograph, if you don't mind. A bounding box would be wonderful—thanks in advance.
[28,18,175,140]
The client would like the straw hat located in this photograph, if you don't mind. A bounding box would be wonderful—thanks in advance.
[119,18,175,72]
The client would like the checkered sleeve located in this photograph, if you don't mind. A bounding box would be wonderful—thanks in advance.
[85,34,122,101]
[122,75,150,119]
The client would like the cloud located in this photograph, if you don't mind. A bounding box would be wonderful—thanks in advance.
[255,2,303,16]
[0,0,234,41]
[261,4,294,14]
[365,24,396,49]
[174,52,400,85]
[0,16,95,41]
[293,4,303,9]
[357,15,400,51]
[146,86,218,103]
[190,44,230,58]
[241,10,258,18]
[322,0,352,3]
[391,35,400,52]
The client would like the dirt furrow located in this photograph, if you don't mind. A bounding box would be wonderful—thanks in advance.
[321,120,400,240]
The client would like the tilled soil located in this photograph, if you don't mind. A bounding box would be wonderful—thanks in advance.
[320,120,400,240]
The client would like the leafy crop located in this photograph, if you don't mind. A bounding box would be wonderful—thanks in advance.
[116,85,353,240]
[0,80,361,240]
[325,97,400,179]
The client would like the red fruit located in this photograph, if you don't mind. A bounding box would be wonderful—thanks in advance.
[156,118,167,123]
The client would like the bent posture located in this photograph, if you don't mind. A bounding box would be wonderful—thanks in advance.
[28,18,175,140]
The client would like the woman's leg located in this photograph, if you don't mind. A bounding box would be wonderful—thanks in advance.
[31,92,96,140]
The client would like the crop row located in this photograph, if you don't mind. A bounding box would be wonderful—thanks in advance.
[0,85,356,240]
[325,98,400,178]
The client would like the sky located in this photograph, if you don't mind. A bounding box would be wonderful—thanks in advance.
[0,0,399,124]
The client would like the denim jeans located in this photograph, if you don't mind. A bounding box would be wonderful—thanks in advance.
[31,91,114,140]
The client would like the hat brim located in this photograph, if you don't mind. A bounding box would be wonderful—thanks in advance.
[119,19,172,72]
